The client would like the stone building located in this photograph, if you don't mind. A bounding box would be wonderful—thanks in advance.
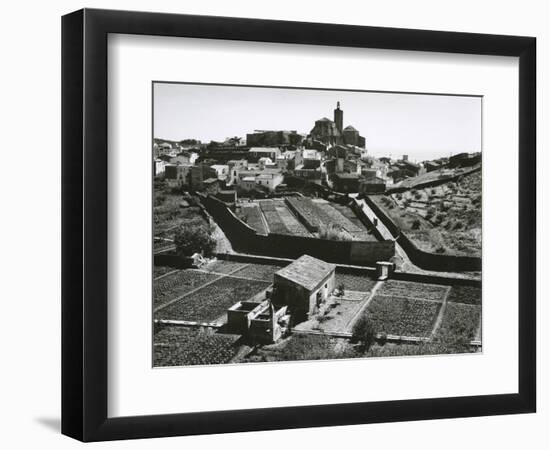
[164,163,193,187]
[359,176,386,194]
[272,255,336,323]
[246,130,303,147]
[309,102,366,148]
[332,172,360,193]
[226,299,289,344]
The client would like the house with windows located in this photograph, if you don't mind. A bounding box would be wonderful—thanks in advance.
[272,255,336,323]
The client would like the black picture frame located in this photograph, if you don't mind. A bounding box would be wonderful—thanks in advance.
[62,8,536,442]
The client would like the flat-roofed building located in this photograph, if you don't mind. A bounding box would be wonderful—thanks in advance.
[248,147,282,161]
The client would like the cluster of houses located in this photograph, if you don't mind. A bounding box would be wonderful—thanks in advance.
[154,102,481,197]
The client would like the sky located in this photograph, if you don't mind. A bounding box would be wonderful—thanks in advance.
[153,82,482,162]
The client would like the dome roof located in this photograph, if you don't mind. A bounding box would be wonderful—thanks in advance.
[343,125,358,131]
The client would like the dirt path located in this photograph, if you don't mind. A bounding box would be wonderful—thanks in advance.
[344,280,385,333]
[429,286,452,340]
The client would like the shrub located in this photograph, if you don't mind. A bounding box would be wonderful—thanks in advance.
[174,217,216,257]
[352,315,376,351]
[319,223,347,241]
[337,282,345,296]
[411,219,421,230]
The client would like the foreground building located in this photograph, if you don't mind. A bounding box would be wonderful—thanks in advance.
[272,255,336,322]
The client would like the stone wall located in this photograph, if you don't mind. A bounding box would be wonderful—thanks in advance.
[200,194,395,266]
[363,195,482,272]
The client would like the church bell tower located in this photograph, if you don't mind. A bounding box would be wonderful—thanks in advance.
[334,101,343,133]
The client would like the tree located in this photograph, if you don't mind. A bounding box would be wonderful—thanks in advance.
[174,217,216,257]
[352,315,376,351]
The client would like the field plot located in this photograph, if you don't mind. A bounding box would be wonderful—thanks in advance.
[201,260,248,275]
[378,280,447,302]
[258,200,310,236]
[238,204,267,234]
[231,263,283,281]
[154,270,221,307]
[436,302,481,341]
[155,276,272,322]
[447,285,482,305]
[315,299,363,333]
[286,197,332,231]
[154,326,241,366]
[335,272,378,293]
[332,203,378,241]
[245,334,348,363]
[366,295,442,337]
[153,265,176,279]
[314,200,374,240]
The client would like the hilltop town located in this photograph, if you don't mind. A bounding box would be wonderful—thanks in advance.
[153,101,482,367]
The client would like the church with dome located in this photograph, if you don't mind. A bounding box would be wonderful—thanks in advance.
[308,102,366,148]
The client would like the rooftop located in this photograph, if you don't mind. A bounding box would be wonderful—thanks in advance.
[275,255,335,291]
[334,173,359,179]
[249,147,281,153]
[343,125,358,131]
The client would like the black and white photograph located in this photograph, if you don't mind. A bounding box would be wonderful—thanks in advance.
[152,82,483,367]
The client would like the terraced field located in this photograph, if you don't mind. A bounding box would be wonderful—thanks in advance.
[154,326,241,366]
[378,280,448,302]
[366,295,442,337]
[155,276,271,322]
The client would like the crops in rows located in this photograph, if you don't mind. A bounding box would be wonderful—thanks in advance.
[447,285,482,305]
[436,302,481,341]
[332,204,377,241]
[232,264,282,281]
[257,200,310,236]
[314,201,366,237]
[275,205,310,236]
[153,270,220,307]
[366,295,442,337]
[378,280,447,302]
[153,265,176,279]
[285,197,330,231]
[154,326,240,367]
[246,334,348,363]
[155,277,271,322]
[334,273,378,293]
[201,260,248,275]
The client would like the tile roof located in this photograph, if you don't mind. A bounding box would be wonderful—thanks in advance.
[275,255,335,291]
